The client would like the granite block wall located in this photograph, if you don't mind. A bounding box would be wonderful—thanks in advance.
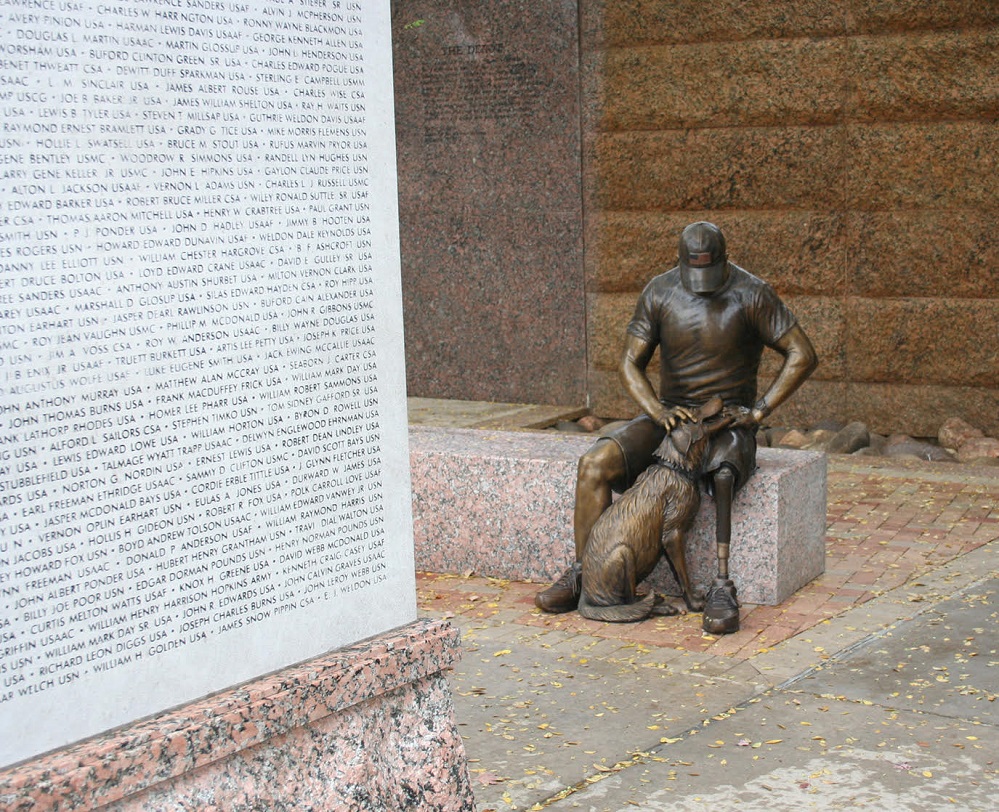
[583,1,999,435]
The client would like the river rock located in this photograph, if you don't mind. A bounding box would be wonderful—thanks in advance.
[765,427,793,445]
[964,456,999,468]
[938,417,984,450]
[803,429,837,451]
[577,415,607,432]
[885,438,958,463]
[867,433,888,454]
[956,436,999,463]
[827,421,870,454]
[775,429,810,449]
[555,420,588,433]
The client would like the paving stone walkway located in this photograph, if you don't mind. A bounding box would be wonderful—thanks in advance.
[417,456,999,811]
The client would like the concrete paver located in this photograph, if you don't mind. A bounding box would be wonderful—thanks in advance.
[545,693,998,811]
[799,578,998,726]
[417,454,999,811]
[540,578,999,811]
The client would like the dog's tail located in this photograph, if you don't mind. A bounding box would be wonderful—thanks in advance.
[578,591,657,623]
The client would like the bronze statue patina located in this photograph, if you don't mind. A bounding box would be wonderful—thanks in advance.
[536,222,818,633]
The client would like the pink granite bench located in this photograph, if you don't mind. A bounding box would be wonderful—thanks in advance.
[410,427,826,606]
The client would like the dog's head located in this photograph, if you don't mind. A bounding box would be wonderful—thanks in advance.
[654,397,733,469]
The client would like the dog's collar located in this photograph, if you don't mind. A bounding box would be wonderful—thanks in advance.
[653,456,701,484]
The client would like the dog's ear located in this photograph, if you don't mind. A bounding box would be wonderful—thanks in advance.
[670,423,705,456]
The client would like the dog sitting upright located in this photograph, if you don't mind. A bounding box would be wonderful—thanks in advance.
[578,396,732,623]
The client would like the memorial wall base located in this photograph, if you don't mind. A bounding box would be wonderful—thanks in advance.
[0,619,473,812]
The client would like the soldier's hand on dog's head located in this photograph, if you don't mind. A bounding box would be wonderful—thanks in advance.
[655,405,696,432]
[723,405,759,430]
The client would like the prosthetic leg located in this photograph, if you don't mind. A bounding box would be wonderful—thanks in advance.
[702,464,740,634]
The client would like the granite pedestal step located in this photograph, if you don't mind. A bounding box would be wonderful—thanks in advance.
[0,620,473,812]
[410,427,827,606]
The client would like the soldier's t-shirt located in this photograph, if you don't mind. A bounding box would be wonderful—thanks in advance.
[626,263,797,410]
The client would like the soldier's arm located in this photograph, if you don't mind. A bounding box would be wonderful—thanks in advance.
[619,333,694,430]
[752,324,818,423]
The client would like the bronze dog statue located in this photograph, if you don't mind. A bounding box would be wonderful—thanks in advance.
[578,397,732,623]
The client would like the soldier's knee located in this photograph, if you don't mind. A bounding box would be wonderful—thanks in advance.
[713,464,736,492]
[577,451,607,489]
[577,441,622,490]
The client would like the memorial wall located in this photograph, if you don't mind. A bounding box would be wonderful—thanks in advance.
[0,0,415,767]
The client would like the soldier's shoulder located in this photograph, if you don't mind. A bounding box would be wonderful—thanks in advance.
[729,263,762,284]
[729,264,780,295]
[642,266,682,294]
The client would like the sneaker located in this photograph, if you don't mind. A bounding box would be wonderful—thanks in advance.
[702,578,740,635]
[535,563,582,613]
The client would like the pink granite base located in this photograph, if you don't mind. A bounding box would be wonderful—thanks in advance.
[0,619,473,811]
[410,427,826,605]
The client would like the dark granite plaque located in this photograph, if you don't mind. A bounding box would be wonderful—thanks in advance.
[392,1,586,405]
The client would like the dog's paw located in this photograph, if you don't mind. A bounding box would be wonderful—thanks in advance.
[650,595,687,616]
[683,590,706,612]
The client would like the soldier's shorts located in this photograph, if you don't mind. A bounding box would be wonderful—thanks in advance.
[598,413,757,495]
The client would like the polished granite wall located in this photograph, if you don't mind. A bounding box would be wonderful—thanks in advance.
[393,0,586,406]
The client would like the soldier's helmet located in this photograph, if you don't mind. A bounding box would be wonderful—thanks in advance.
[679,222,729,295]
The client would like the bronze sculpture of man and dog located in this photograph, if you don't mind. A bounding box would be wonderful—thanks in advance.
[537,222,818,634]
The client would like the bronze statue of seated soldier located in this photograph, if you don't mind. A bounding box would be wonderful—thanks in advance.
[536,222,818,633]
